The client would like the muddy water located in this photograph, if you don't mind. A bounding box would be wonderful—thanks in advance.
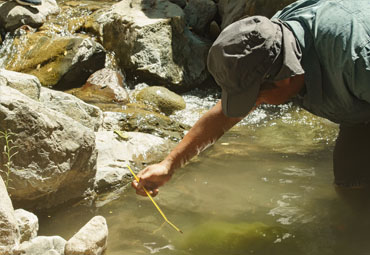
[38,95,370,255]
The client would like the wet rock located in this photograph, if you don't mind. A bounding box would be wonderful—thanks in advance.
[169,0,187,8]
[184,0,217,34]
[94,130,173,191]
[218,0,296,29]
[65,216,108,255]
[0,86,97,209]
[177,221,298,254]
[135,86,186,115]
[13,236,66,255]
[0,69,41,100]
[0,0,59,32]
[0,176,20,255]
[14,209,38,243]
[40,87,103,131]
[4,32,105,90]
[85,0,211,91]
[101,109,190,141]
[67,68,129,104]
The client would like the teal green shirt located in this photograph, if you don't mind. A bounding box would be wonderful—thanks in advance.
[274,0,370,125]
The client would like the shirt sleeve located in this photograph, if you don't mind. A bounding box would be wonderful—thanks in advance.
[353,42,370,104]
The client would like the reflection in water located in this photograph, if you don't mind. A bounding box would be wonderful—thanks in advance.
[37,102,370,255]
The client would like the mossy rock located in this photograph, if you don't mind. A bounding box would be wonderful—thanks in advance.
[176,221,300,255]
[136,86,186,115]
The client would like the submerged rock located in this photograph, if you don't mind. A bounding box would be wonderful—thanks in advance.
[4,32,105,90]
[0,176,20,255]
[65,216,108,255]
[0,0,59,32]
[0,86,97,209]
[135,86,186,115]
[177,221,299,255]
[85,0,211,91]
[218,0,296,29]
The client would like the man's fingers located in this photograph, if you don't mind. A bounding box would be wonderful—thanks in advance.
[132,179,160,197]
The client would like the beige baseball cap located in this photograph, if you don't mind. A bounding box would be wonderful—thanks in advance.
[207,16,304,117]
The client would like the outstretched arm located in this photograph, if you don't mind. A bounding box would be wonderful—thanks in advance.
[132,100,245,196]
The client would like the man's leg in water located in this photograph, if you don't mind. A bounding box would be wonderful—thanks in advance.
[333,123,370,208]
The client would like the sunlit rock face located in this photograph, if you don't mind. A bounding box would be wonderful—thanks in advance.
[84,0,211,92]
[3,31,105,90]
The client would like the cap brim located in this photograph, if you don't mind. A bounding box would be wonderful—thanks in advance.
[221,83,260,118]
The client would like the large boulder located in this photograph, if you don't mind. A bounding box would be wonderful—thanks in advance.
[135,86,186,115]
[65,216,108,255]
[0,86,97,209]
[39,87,103,132]
[0,176,20,255]
[218,0,296,29]
[94,131,174,192]
[84,0,211,91]
[0,0,59,32]
[3,31,106,90]
[0,69,41,100]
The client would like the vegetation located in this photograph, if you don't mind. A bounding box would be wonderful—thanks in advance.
[0,129,18,190]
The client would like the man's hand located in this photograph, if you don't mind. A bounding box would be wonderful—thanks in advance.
[131,162,173,197]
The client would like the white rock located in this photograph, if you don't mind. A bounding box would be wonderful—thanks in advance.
[0,176,20,254]
[65,216,108,255]
[13,236,66,255]
[14,209,39,243]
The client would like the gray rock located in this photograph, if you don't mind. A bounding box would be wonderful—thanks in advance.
[0,86,97,209]
[94,131,173,191]
[184,0,217,34]
[14,209,38,243]
[0,176,20,255]
[40,87,103,132]
[0,0,59,32]
[0,69,41,100]
[86,0,211,91]
[13,236,66,255]
[218,0,296,30]
[65,216,108,255]
[135,86,186,115]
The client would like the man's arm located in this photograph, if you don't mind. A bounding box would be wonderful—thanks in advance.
[132,100,245,196]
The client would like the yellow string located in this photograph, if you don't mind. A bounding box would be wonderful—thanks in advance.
[127,165,183,234]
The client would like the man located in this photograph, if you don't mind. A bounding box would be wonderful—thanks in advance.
[132,0,370,197]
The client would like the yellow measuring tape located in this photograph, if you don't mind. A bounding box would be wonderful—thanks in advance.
[127,165,183,234]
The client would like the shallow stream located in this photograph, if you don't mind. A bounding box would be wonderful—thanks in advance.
[38,93,370,255]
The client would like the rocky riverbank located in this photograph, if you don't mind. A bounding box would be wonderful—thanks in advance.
[0,0,296,254]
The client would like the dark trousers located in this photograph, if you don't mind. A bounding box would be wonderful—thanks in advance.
[333,123,370,187]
